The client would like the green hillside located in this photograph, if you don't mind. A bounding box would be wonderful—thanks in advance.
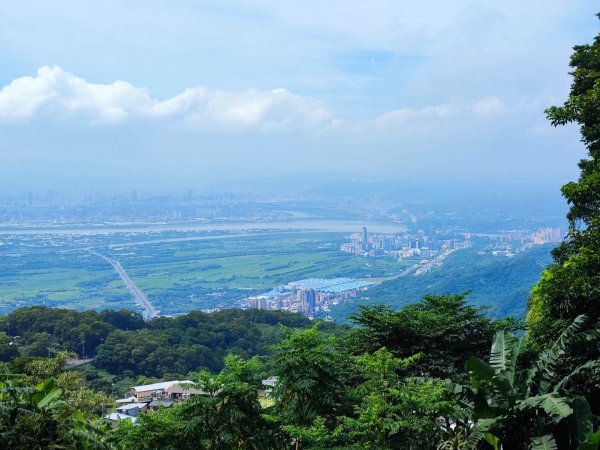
[330,244,554,321]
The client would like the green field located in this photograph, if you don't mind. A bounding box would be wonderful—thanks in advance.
[0,230,409,315]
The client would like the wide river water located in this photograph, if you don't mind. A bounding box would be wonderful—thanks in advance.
[0,219,407,235]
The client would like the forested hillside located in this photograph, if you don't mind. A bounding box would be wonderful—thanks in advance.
[331,244,554,321]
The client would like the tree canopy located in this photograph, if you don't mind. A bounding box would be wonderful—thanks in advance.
[526,15,600,417]
[528,15,600,344]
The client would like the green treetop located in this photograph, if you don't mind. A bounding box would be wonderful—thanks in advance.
[527,17,600,347]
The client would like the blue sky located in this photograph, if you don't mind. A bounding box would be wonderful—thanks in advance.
[0,1,598,189]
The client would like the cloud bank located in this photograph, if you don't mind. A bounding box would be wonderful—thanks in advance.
[0,66,335,131]
[0,66,523,135]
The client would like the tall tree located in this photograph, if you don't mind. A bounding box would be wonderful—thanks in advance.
[271,326,350,449]
[527,16,600,345]
[526,17,600,415]
[349,293,508,380]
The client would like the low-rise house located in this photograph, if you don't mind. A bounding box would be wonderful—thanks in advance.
[105,380,207,427]
[262,376,279,388]
[115,402,148,417]
[103,412,138,427]
[130,380,200,402]
[260,376,279,398]
[148,399,175,410]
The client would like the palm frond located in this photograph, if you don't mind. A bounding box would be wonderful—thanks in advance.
[463,418,497,450]
[530,434,557,450]
[518,394,573,420]
[553,360,600,393]
[490,331,517,375]
[526,315,587,395]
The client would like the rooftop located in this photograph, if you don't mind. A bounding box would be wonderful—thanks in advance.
[131,380,194,393]
[104,413,138,423]
[285,277,375,293]
[116,402,148,411]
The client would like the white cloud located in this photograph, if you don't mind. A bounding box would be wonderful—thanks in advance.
[369,96,510,132]
[0,66,335,131]
[0,65,520,137]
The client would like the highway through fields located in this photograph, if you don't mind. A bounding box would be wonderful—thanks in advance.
[90,251,159,319]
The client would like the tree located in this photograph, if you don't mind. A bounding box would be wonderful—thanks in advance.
[527,16,600,347]
[349,293,510,380]
[0,367,108,450]
[526,15,600,416]
[0,332,18,362]
[339,349,454,450]
[270,326,350,448]
[444,317,600,450]
[113,354,285,450]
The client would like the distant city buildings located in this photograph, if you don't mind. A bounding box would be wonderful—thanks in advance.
[340,226,564,262]
[238,277,375,318]
[340,227,464,261]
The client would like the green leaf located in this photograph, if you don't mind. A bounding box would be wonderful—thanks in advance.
[35,378,57,393]
[530,434,557,450]
[36,387,63,409]
[466,357,495,385]
[518,394,573,420]
[568,395,593,447]
[506,336,527,385]
[577,427,600,450]
[464,419,497,450]
[528,315,587,396]
[490,330,517,374]
[554,360,600,393]
[483,432,500,450]
[444,379,463,394]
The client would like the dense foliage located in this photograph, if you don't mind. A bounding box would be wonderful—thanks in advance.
[332,244,554,321]
[0,307,335,379]
[526,14,600,418]
[0,353,111,450]
[445,319,600,449]
[1,293,598,449]
[527,14,600,348]
[348,293,517,380]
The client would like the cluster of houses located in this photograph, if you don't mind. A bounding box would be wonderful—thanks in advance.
[104,376,279,426]
[103,380,204,425]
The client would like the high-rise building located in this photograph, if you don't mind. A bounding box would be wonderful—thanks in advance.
[362,227,368,251]
[298,289,316,314]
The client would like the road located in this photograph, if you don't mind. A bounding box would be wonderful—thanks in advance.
[90,251,159,320]
[362,249,456,284]
[361,263,420,284]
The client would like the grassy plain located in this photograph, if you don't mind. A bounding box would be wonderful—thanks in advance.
[0,230,408,315]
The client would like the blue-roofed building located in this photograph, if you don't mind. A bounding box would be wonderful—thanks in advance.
[240,277,375,317]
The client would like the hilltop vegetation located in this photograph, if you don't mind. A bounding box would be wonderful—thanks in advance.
[2,293,598,449]
[0,306,344,394]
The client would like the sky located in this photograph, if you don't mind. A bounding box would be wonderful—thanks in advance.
[0,1,598,190]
